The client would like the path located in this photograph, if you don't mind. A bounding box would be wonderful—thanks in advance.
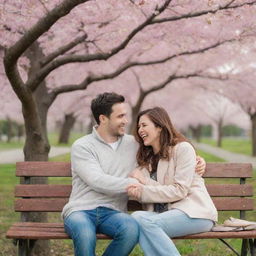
[194,142,256,169]
[0,146,70,164]
[1,143,256,169]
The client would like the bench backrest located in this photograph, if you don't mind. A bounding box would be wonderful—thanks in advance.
[15,162,254,218]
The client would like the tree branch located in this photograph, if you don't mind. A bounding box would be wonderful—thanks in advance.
[26,0,254,91]
[131,69,144,93]
[48,38,233,102]
[26,0,172,90]
[40,34,88,66]
[5,0,90,64]
[4,0,90,103]
[152,0,256,24]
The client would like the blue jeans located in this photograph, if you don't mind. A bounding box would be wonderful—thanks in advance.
[64,207,139,256]
[132,209,214,256]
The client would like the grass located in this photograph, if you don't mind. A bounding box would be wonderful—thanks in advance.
[48,132,84,147]
[201,137,252,156]
[0,132,84,151]
[0,141,24,151]
[196,149,226,162]
[0,150,255,255]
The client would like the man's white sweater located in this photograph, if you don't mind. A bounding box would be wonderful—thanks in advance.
[62,127,138,219]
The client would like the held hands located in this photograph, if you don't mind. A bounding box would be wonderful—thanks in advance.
[196,156,206,176]
[127,168,145,200]
[126,184,143,200]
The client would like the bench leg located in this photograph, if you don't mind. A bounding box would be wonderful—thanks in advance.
[248,239,256,256]
[17,239,36,256]
[241,239,256,256]
[219,238,240,256]
[241,239,249,256]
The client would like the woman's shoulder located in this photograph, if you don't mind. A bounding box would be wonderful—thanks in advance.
[172,141,195,155]
[174,141,193,149]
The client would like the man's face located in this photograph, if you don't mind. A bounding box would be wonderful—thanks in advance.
[106,103,128,136]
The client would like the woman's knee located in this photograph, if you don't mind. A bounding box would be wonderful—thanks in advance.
[131,211,148,221]
[131,211,155,226]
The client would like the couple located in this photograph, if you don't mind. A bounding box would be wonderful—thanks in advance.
[62,92,217,256]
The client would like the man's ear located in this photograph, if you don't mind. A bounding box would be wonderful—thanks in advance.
[99,114,107,124]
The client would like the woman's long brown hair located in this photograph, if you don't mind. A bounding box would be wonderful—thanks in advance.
[135,107,188,170]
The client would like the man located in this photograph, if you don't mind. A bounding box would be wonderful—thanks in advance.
[62,92,206,256]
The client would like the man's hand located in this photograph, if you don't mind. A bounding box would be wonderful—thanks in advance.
[129,168,146,184]
[126,184,143,199]
[196,156,206,176]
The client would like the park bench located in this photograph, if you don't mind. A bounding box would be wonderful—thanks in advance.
[6,162,256,256]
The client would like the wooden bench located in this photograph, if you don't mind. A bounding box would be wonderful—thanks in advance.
[6,162,256,256]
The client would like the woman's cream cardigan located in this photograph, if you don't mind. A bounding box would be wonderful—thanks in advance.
[137,142,218,222]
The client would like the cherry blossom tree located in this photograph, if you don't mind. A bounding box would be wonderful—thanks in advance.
[196,37,256,154]
[2,0,255,160]
[1,0,256,254]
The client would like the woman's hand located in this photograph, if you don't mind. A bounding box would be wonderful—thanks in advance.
[126,184,143,199]
[129,168,146,184]
[195,156,206,176]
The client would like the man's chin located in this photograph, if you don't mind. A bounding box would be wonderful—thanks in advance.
[118,128,125,136]
[118,131,125,136]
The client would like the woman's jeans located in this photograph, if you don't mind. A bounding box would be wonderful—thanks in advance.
[132,209,214,256]
[64,207,139,256]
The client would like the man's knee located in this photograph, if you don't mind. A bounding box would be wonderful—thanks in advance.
[116,214,139,241]
[64,211,96,241]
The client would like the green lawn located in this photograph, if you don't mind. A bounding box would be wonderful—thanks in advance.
[0,151,255,256]
[201,137,252,156]
[0,141,24,151]
[0,132,84,151]
[196,149,226,162]
[48,132,84,147]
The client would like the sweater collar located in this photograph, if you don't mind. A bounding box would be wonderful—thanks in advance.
[92,126,123,145]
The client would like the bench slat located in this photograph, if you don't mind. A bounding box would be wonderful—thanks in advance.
[213,198,254,210]
[6,222,256,240]
[15,185,71,197]
[206,184,253,197]
[14,198,254,212]
[204,163,252,178]
[16,162,253,178]
[15,184,253,198]
[16,162,71,177]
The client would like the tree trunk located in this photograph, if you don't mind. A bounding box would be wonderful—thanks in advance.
[129,104,141,135]
[58,113,76,144]
[190,125,202,142]
[86,113,95,134]
[22,94,50,256]
[129,93,145,135]
[251,113,256,156]
[21,42,51,256]
[217,120,223,148]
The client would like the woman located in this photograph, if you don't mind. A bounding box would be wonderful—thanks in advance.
[127,107,217,256]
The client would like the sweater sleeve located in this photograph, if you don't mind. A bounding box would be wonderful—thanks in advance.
[141,142,197,203]
[71,143,138,195]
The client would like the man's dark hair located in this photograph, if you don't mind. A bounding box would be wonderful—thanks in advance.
[91,92,125,124]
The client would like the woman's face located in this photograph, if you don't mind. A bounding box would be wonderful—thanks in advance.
[138,114,162,152]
